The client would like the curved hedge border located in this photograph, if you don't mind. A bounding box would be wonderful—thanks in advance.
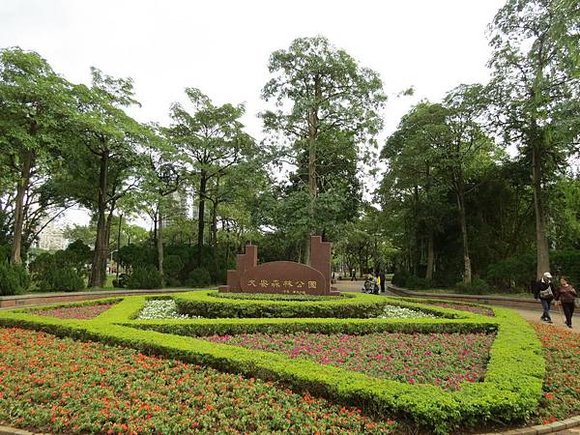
[173,290,455,319]
[0,293,543,434]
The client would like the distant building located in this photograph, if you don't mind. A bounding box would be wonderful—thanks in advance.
[33,222,68,251]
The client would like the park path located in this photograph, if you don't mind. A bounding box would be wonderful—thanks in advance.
[334,280,579,333]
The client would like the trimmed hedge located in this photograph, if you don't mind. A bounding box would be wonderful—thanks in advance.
[0,294,543,434]
[174,291,392,318]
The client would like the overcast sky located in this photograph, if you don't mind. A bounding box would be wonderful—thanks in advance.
[0,0,508,226]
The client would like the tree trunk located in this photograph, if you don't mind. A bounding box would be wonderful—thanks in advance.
[426,230,434,281]
[157,203,165,287]
[456,184,472,284]
[304,75,321,266]
[89,152,109,288]
[10,149,35,265]
[197,170,207,265]
[116,214,123,282]
[532,145,550,278]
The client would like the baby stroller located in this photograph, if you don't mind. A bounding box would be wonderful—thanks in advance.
[361,274,379,294]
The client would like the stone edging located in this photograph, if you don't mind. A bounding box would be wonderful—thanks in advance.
[480,415,580,434]
[0,288,194,309]
[387,283,580,434]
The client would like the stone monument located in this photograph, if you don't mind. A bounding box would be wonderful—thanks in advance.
[219,236,340,296]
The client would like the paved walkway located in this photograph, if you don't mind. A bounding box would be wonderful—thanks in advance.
[334,280,579,333]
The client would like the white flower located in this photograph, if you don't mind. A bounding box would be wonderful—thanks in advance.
[136,299,198,320]
[377,305,437,319]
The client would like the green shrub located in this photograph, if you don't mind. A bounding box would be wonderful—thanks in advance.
[112,273,129,289]
[0,261,30,295]
[214,292,351,302]
[0,296,543,434]
[486,254,535,291]
[454,278,492,295]
[405,275,432,290]
[126,266,162,289]
[551,250,580,287]
[36,267,85,292]
[175,291,389,318]
[391,270,409,287]
[164,255,184,284]
[186,267,211,287]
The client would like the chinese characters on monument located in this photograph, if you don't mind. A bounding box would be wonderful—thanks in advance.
[219,236,340,296]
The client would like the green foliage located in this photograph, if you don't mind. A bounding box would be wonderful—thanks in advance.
[43,268,85,292]
[214,292,352,302]
[0,261,30,295]
[0,295,543,434]
[454,278,492,295]
[185,267,211,288]
[118,244,157,270]
[29,251,85,292]
[175,291,389,319]
[486,254,535,290]
[163,254,184,286]
[551,250,580,288]
[405,275,433,290]
[260,36,386,241]
[125,266,162,290]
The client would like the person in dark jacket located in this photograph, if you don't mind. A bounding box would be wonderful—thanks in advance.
[533,272,555,323]
[379,270,386,293]
[555,276,577,328]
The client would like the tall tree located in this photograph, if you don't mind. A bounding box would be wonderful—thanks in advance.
[261,36,386,263]
[487,0,580,278]
[381,85,498,284]
[167,88,255,264]
[68,68,146,287]
[0,47,74,264]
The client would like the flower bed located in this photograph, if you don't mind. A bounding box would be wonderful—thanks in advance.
[0,327,397,434]
[31,303,115,320]
[174,290,393,318]
[531,323,580,424]
[0,294,544,434]
[421,302,494,317]
[136,300,194,320]
[206,331,495,391]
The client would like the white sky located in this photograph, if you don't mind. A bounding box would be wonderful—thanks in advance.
[0,0,507,227]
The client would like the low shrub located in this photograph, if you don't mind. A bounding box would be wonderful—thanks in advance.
[405,275,432,290]
[213,292,350,302]
[175,291,390,319]
[126,266,162,289]
[186,267,211,287]
[163,254,184,285]
[391,270,409,287]
[0,298,543,434]
[0,261,30,295]
[454,278,492,295]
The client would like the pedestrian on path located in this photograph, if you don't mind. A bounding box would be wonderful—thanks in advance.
[533,272,556,323]
[555,276,577,329]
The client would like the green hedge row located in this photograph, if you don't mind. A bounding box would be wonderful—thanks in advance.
[175,291,393,318]
[0,295,543,434]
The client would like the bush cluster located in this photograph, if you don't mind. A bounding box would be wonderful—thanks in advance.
[28,240,90,292]
[118,243,233,288]
[0,261,30,295]
[0,295,543,434]
[174,291,389,318]
[125,266,162,289]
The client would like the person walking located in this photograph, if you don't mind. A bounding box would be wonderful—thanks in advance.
[533,272,556,323]
[555,276,577,328]
[379,270,386,293]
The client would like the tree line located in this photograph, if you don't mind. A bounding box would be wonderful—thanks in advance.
[0,0,578,294]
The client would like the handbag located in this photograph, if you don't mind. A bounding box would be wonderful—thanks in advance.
[539,288,553,299]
